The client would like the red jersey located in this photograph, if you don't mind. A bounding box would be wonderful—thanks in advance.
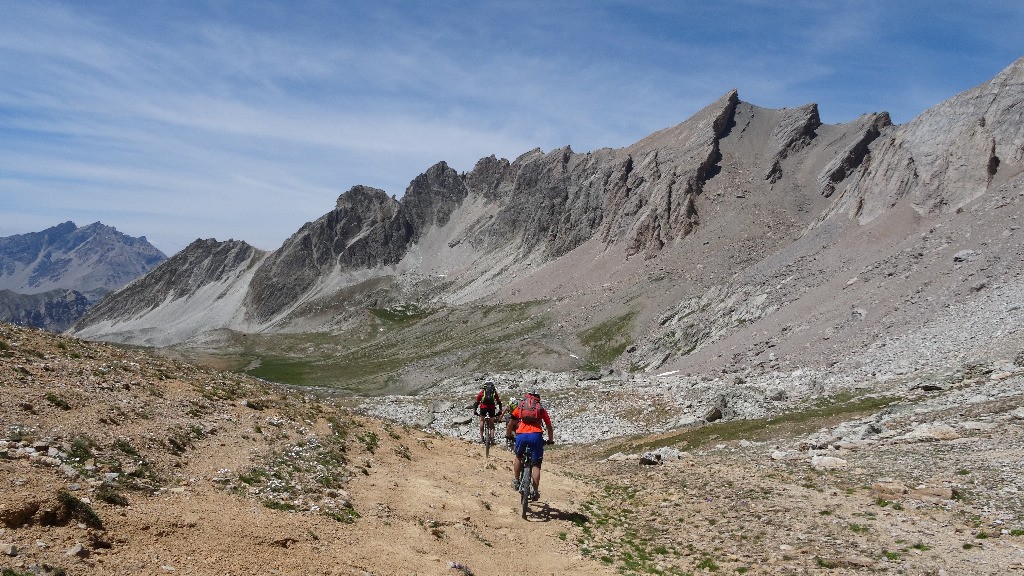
[512,405,551,435]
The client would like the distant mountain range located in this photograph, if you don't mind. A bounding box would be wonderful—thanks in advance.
[0,221,166,331]
[72,57,1024,394]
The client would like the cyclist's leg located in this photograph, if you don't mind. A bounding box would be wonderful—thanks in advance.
[512,431,533,488]
[512,453,523,489]
[518,433,544,495]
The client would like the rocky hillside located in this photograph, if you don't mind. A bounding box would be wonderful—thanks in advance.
[71,58,1024,398]
[0,290,90,333]
[4,324,1024,575]
[0,222,166,331]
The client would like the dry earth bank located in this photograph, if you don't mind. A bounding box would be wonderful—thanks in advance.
[3,323,1024,575]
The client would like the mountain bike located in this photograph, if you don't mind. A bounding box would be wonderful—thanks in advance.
[518,445,536,519]
[482,414,496,458]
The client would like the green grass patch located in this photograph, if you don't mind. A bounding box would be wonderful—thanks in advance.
[68,435,94,462]
[247,357,311,386]
[95,485,130,506]
[232,300,551,392]
[357,431,379,454]
[370,303,431,325]
[696,557,720,571]
[600,391,897,456]
[578,311,636,370]
[44,392,71,410]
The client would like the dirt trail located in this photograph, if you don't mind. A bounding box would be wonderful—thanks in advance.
[0,324,615,576]
[90,437,612,576]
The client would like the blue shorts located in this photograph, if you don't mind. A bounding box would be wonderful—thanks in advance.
[514,432,545,466]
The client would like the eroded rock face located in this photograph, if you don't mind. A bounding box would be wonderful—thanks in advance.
[0,288,91,332]
[244,186,399,322]
[72,58,1024,356]
[832,57,1024,221]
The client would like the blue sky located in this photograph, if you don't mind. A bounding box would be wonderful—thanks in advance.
[1,1,1021,255]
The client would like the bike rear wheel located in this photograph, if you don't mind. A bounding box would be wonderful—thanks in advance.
[519,457,533,519]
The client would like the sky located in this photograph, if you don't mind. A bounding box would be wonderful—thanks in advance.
[1,1,1022,256]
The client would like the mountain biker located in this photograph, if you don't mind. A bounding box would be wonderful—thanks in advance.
[504,397,519,447]
[473,380,503,444]
[511,392,554,501]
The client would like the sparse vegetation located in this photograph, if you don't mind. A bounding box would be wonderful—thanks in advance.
[67,435,94,462]
[95,485,130,506]
[357,430,379,453]
[44,392,71,410]
[57,490,103,528]
[578,311,636,370]
[849,523,870,533]
[602,391,897,456]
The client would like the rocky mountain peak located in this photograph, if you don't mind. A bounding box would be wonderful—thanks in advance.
[71,59,1024,379]
[827,57,1024,222]
[0,222,167,330]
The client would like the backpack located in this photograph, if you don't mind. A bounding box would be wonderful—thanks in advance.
[482,382,497,405]
[518,394,542,425]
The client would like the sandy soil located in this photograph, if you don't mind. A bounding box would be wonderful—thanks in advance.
[4,323,1024,576]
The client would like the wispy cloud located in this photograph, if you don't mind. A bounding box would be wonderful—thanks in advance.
[1,1,1020,253]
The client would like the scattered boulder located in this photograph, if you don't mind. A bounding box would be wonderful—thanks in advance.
[871,480,908,498]
[704,406,723,423]
[910,485,954,502]
[431,401,454,413]
[953,249,977,262]
[901,423,959,442]
[810,455,848,470]
[639,447,686,465]
[65,542,89,558]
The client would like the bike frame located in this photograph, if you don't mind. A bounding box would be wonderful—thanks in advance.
[518,446,534,519]
[483,415,496,457]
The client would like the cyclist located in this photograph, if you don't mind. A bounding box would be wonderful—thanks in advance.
[511,391,554,501]
[504,397,519,449]
[473,380,503,444]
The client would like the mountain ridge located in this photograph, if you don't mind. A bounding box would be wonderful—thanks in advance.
[72,58,1024,393]
[0,221,167,330]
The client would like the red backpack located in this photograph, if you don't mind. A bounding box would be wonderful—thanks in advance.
[519,394,542,425]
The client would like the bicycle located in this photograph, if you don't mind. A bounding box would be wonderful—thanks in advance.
[516,439,553,519]
[482,414,496,458]
[469,405,499,458]
[517,445,536,519]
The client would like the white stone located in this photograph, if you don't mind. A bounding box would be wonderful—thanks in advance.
[811,455,848,470]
